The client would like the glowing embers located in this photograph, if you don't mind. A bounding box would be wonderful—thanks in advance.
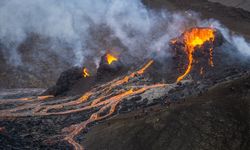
[82,68,90,78]
[106,53,118,65]
[175,27,216,82]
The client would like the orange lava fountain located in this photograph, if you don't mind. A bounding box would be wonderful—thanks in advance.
[106,53,118,64]
[82,68,90,78]
[177,27,215,82]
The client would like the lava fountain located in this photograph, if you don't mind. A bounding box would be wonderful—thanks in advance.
[106,53,118,65]
[176,27,215,82]
[82,68,90,78]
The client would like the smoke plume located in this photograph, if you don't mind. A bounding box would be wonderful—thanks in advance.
[0,0,249,68]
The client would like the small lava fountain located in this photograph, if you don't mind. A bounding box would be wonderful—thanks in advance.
[174,27,216,82]
[106,53,118,65]
[82,68,90,78]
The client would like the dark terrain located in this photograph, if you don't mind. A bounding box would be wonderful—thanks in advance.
[0,0,250,150]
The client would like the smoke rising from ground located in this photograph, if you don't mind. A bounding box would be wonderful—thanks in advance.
[0,0,249,68]
[209,20,250,57]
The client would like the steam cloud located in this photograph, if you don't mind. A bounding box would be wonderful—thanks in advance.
[0,0,250,67]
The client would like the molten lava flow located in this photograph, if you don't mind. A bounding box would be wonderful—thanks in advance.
[17,97,33,101]
[16,95,54,101]
[83,68,90,78]
[177,27,215,82]
[106,53,118,64]
[137,60,154,75]
[107,60,154,89]
[63,84,166,150]
[0,59,164,150]
[38,95,54,100]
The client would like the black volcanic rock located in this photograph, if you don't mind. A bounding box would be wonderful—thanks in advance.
[83,73,250,150]
[42,67,83,96]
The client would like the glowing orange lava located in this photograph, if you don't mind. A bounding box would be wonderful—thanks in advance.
[17,97,33,101]
[16,95,54,101]
[177,27,215,82]
[38,95,54,100]
[83,68,90,78]
[106,53,118,65]
[137,60,154,75]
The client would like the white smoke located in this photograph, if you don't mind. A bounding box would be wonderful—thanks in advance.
[208,20,250,57]
[231,36,250,57]
[0,0,250,68]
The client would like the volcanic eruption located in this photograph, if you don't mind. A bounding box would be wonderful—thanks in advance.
[1,24,249,150]
[170,27,217,82]
[1,1,250,150]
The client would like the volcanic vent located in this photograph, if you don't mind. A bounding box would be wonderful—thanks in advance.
[170,27,224,81]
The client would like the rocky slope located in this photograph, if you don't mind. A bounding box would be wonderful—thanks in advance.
[83,73,250,150]
[0,70,249,150]
[208,0,250,12]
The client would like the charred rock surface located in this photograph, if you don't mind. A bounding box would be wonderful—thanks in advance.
[42,67,84,96]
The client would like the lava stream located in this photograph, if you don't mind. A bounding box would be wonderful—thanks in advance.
[177,27,215,82]
[36,60,155,116]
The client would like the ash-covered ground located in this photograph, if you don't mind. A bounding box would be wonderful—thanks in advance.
[0,0,250,150]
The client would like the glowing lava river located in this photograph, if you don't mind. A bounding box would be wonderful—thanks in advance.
[0,60,182,150]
